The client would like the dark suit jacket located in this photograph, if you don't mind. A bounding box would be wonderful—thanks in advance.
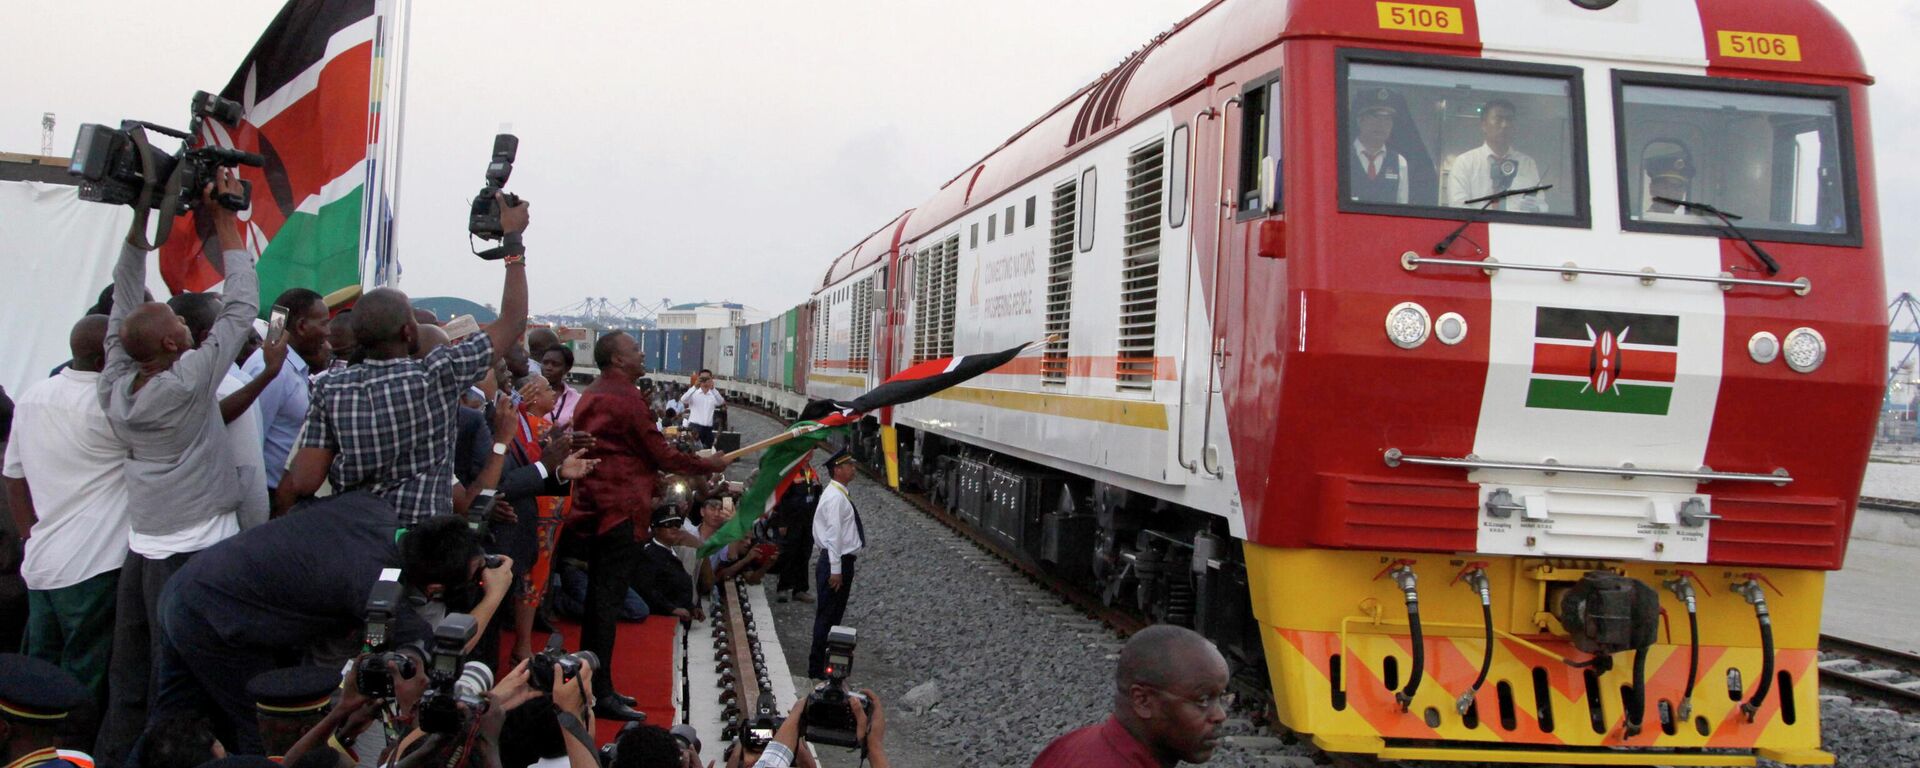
[635,540,693,615]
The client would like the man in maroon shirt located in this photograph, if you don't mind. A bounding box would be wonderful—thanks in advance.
[573,330,730,720]
[1031,625,1230,767]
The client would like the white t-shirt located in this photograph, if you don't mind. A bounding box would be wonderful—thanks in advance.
[2,369,133,590]
[680,387,725,427]
[219,364,272,529]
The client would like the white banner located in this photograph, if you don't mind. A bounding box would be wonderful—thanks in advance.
[0,181,171,398]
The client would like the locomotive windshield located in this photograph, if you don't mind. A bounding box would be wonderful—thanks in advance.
[1617,75,1857,243]
[1339,55,1585,224]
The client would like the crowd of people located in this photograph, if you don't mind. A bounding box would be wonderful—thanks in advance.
[0,179,1236,768]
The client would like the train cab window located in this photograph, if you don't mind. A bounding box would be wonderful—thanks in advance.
[988,214,997,242]
[1237,75,1281,217]
[1338,53,1587,226]
[1616,73,1857,244]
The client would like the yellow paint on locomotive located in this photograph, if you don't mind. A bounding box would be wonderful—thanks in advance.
[1244,546,1835,766]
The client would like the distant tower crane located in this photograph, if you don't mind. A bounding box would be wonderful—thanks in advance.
[41,113,55,157]
[1887,293,1920,412]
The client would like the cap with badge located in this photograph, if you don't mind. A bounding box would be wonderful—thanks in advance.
[1352,86,1400,118]
[1642,141,1695,183]
[247,666,342,720]
[822,446,856,470]
[0,653,88,725]
[651,502,687,529]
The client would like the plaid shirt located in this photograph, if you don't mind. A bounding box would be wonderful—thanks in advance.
[299,333,493,524]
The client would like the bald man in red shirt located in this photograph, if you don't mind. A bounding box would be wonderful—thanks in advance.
[1031,625,1231,767]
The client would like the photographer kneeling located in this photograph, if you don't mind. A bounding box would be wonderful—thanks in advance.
[150,493,510,753]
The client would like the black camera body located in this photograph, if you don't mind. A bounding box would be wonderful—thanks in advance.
[742,692,783,752]
[417,613,490,734]
[528,634,600,693]
[353,578,413,698]
[468,134,525,259]
[70,91,262,226]
[803,626,869,748]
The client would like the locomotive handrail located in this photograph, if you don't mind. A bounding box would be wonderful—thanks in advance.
[1399,251,1812,295]
[1383,448,1792,485]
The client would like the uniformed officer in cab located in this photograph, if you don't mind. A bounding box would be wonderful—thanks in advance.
[1350,87,1411,205]
[1641,142,1698,221]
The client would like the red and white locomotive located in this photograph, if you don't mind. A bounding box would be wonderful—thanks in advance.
[752,1,1884,763]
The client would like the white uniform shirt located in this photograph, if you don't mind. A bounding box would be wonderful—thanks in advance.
[218,364,272,529]
[1446,144,1544,211]
[811,479,863,575]
[2,369,133,590]
[679,387,725,427]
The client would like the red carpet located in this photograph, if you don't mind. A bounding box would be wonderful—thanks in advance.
[503,618,679,743]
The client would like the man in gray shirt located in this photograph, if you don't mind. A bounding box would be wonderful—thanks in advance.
[93,177,256,765]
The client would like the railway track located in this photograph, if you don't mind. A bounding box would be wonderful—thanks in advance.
[1818,634,1920,713]
[1856,496,1920,515]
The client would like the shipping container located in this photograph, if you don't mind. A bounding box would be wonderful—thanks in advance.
[733,326,750,381]
[756,319,773,383]
[781,308,798,390]
[664,330,705,376]
[642,329,666,375]
[703,327,736,379]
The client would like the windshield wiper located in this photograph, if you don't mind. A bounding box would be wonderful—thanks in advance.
[1433,184,1553,255]
[1652,196,1780,275]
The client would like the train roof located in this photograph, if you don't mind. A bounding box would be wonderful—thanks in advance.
[817,0,1869,289]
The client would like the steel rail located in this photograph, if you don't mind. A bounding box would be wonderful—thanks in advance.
[1818,634,1920,712]
[1857,496,1920,515]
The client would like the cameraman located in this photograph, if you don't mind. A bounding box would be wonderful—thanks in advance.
[149,493,506,753]
[391,657,599,768]
[749,692,886,768]
[96,176,257,762]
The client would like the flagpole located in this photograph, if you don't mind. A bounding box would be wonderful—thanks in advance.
[722,423,825,461]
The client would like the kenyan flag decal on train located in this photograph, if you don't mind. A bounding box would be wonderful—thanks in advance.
[1525,306,1679,415]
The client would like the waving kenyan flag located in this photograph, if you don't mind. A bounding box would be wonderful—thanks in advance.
[1526,306,1679,415]
[157,0,396,305]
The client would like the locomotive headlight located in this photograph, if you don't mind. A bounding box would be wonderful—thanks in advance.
[1748,331,1779,364]
[1385,302,1431,349]
[1782,327,1826,373]
[1435,312,1468,346]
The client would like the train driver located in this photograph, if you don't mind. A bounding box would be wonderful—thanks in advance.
[1446,98,1544,212]
[1349,88,1411,205]
[1640,141,1700,222]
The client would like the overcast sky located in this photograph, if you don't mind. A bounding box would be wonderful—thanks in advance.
[4,0,1914,319]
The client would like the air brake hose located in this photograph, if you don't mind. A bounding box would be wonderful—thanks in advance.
[1454,566,1494,715]
[1391,565,1424,712]
[1664,574,1703,720]
[1624,643,1649,738]
[1734,577,1776,722]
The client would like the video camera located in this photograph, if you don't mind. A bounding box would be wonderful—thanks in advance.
[69,91,264,249]
[803,626,869,748]
[528,634,600,693]
[468,133,526,260]
[417,613,492,734]
[353,577,417,699]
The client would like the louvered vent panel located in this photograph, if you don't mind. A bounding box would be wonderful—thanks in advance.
[1118,141,1165,390]
[1043,181,1078,384]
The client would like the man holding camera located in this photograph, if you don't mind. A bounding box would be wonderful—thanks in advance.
[273,192,530,524]
[806,448,864,680]
[95,177,256,764]
[574,331,732,721]
[149,493,508,753]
